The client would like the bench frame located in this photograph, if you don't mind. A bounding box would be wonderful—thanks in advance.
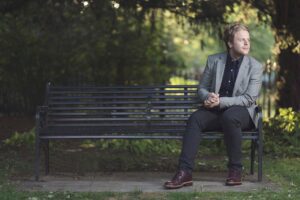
[35,83,263,181]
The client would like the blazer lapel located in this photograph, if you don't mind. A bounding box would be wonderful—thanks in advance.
[232,56,250,95]
[215,53,226,93]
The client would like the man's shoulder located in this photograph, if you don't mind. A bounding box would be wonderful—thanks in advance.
[207,52,227,60]
[247,55,262,68]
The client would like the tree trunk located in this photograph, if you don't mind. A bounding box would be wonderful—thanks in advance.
[277,48,300,110]
[273,0,300,111]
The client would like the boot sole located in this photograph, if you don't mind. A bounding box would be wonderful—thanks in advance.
[164,181,193,189]
[225,181,242,186]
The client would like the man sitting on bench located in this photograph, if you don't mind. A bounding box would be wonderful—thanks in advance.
[164,23,263,189]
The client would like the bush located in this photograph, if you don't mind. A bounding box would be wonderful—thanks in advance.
[3,128,35,148]
[263,108,300,157]
[81,139,182,156]
[2,129,181,156]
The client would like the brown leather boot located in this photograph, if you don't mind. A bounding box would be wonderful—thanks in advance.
[164,170,193,189]
[225,168,242,186]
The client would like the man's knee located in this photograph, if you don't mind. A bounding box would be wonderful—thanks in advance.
[187,110,204,130]
[220,110,241,128]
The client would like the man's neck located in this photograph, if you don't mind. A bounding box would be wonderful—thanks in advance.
[229,50,243,61]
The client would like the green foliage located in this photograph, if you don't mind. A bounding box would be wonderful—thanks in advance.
[2,128,181,156]
[0,0,278,115]
[169,76,198,85]
[3,128,35,148]
[264,108,300,157]
[82,139,181,156]
[0,1,185,114]
[0,1,278,115]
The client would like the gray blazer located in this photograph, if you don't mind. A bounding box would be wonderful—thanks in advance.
[198,52,263,128]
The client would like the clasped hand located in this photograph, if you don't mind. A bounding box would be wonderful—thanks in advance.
[204,93,220,108]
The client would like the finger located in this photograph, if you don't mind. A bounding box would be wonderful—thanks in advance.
[208,93,215,98]
[209,97,217,103]
[211,93,219,98]
[208,99,215,104]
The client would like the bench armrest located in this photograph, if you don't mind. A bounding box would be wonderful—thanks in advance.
[35,106,48,129]
[255,105,263,121]
[255,105,262,113]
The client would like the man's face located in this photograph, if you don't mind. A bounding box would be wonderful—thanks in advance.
[228,30,250,57]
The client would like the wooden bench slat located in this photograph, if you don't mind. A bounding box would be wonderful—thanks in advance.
[39,135,258,140]
[47,106,198,110]
[48,95,198,100]
[47,117,190,122]
[50,85,197,90]
[47,100,198,105]
[40,127,257,134]
[49,90,197,94]
[48,107,147,110]
[46,123,187,127]
[48,111,192,117]
[41,128,187,133]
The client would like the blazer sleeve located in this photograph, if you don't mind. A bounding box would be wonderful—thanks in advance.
[198,56,214,103]
[219,62,263,108]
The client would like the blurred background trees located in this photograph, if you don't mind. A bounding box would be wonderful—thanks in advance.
[0,0,185,114]
[258,0,300,111]
[0,0,299,115]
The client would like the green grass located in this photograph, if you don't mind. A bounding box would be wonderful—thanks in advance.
[0,144,300,200]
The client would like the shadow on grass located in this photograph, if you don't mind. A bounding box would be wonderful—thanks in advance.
[1,140,248,179]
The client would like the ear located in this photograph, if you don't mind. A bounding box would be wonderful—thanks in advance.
[227,41,233,49]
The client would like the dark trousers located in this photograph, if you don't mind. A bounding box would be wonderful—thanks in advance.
[178,106,254,172]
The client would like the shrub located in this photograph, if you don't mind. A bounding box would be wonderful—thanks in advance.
[83,139,182,156]
[263,108,300,157]
[3,128,35,148]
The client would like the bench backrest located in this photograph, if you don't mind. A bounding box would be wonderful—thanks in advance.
[43,84,199,136]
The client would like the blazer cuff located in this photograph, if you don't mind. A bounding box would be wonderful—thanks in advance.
[198,90,209,102]
[219,97,228,109]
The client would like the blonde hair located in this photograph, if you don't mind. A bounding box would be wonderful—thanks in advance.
[223,23,249,50]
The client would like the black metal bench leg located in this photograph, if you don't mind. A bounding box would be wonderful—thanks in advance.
[258,139,263,182]
[258,118,263,182]
[35,135,40,181]
[43,140,50,175]
[250,139,255,175]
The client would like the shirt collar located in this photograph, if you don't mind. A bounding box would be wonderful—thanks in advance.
[226,53,244,65]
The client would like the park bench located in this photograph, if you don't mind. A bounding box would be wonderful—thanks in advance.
[35,82,263,181]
